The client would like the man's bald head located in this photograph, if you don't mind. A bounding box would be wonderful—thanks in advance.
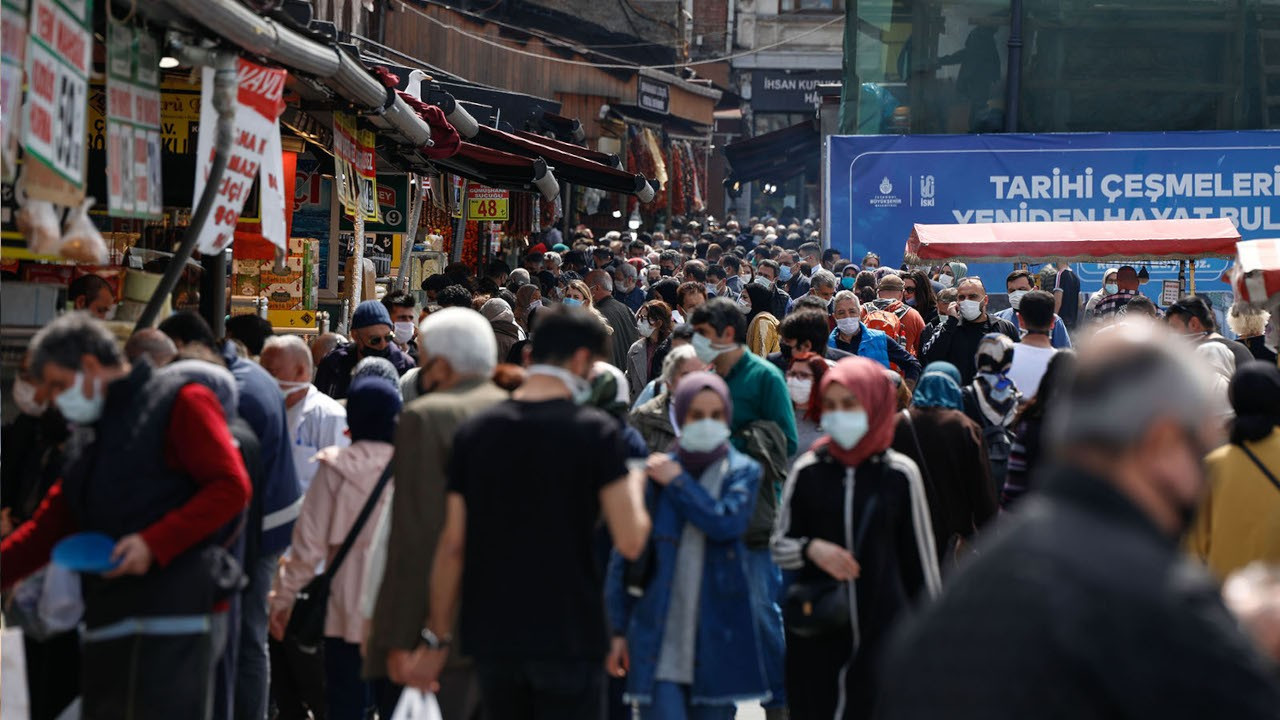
[261,334,313,382]
[585,269,613,301]
[125,328,177,367]
[311,332,346,370]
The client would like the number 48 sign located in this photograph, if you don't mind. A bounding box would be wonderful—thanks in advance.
[467,187,509,221]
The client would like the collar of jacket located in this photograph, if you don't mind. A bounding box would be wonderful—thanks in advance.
[1039,464,1176,548]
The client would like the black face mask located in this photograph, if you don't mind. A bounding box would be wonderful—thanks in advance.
[361,344,392,359]
[660,267,673,277]
[780,343,793,362]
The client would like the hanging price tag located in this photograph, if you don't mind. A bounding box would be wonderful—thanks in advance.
[467,187,508,221]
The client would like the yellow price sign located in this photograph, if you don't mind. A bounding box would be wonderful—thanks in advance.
[467,188,509,221]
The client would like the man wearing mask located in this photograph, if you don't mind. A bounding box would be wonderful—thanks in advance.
[587,269,640,369]
[398,305,650,716]
[369,309,508,720]
[993,269,1072,349]
[782,252,809,300]
[767,309,854,371]
[922,278,1019,384]
[1090,265,1140,321]
[879,324,1280,719]
[756,260,794,319]
[259,335,348,492]
[2,313,251,718]
[870,273,928,355]
[1165,295,1255,370]
[808,269,839,304]
[67,273,117,320]
[314,299,416,400]
[721,254,745,295]
[613,263,646,312]
[659,250,681,278]
[382,290,420,363]
[829,291,922,384]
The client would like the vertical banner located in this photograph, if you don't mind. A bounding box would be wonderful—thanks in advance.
[22,0,91,192]
[333,111,379,223]
[1,0,27,182]
[192,57,288,254]
[105,20,162,219]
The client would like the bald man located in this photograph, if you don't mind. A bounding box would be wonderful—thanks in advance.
[310,332,347,372]
[586,269,639,368]
[125,328,178,367]
[260,335,347,492]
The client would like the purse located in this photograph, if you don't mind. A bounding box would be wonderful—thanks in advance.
[285,461,395,655]
[782,578,850,638]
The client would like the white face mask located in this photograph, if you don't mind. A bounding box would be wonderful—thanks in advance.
[959,299,983,321]
[937,274,954,288]
[12,377,47,416]
[636,319,655,338]
[55,371,105,425]
[277,379,311,396]
[679,418,731,453]
[737,295,752,311]
[692,333,735,364]
[704,283,718,297]
[102,304,118,321]
[1008,290,1028,310]
[526,363,592,404]
[824,409,869,450]
[836,317,861,336]
[393,321,415,344]
[787,376,813,406]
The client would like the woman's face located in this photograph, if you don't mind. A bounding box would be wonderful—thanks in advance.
[843,267,859,279]
[672,357,706,388]
[566,287,589,304]
[684,389,727,423]
[787,362,815,383]
[821,382,863,413]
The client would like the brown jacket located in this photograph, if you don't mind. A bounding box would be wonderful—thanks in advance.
[363,378,508,677]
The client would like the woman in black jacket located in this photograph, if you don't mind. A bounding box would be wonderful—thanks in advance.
[771,357,942,720]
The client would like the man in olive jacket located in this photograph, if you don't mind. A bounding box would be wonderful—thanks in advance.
[364,308,508,718]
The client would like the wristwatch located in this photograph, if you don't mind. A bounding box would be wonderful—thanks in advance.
[419,627,452,650]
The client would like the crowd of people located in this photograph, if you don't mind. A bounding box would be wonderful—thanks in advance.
[3,214,1280,720]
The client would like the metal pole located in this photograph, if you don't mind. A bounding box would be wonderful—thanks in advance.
[136,51,237,332]
[451,179,469,264]
[1004,0,1024,133]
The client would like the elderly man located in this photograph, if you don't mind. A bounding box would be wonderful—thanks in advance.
[124,327,177,366]
[870,273,927,355]
[879,323,1280,719]
[755,260,794,319]
[922,277,1019,384]
[829,290,922,383]
[586,269,640,368]
[367,308,509,719]
[315,300,415,399]
[310,332,347,372]
[260,335,348,492]
[809,269,839,304]
[613,262,646,312]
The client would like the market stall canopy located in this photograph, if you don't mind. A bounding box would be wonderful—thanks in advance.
[432,143,560,200]
[904,219,1241,264]
[472,126,656,201]
[722,120,819,187]
[1231,238,1280,306]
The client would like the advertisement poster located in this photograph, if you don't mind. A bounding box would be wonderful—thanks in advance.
[22,0,91,191]
[192,57,288,253]
[1,0,27,182]
[105,20,162,219]
[826,131,1280,291]
[340,173,408,234]
[333,112,379,223]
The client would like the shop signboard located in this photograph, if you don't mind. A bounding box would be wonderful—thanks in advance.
[333,111,380,223]
[1,0,28,182]
[826,131,1280,293]
[192,57,288,253]
[340,174,408,233]
[22,0,92,189]
[105,21,162,219]
[749,70,841,114]
[467,186,509,221]
[637,77,669,115]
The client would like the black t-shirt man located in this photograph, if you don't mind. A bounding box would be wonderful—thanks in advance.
[1054,265,1081,330]
[922,315,1020,385]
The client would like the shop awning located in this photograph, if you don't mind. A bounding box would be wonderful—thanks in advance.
[722,120,819,185]
[606,104,712,139]
[472,126,655,200]
[1231,238,1280,306]
[904,219,1241,264]
[431,142,559,199]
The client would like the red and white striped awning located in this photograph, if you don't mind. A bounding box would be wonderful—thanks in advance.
[1231,238,1280,306]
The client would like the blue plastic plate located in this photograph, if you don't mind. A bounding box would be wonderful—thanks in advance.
[52,532,120,573]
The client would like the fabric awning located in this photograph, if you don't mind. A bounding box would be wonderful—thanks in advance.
[904,219,1241,264]
[430,142,559,199]
[722,120,819,185]
[473,125,655,199]
[1231,238,1280,306]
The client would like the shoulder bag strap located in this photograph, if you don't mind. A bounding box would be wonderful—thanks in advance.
[1238,442,1280,494]
[323,459,395,581]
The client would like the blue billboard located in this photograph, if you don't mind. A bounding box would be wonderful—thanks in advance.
[825,131,1280,293]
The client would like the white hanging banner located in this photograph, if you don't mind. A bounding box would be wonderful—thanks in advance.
[22,0,92,189]
[105,21,163,219]
[192,57,288,254]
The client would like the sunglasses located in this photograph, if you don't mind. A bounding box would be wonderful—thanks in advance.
[904,285,917,294]
[363,334,395,348]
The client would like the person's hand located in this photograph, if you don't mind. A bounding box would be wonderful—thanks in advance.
[946,301,959,318]
[0,508,13,537]
[403,647,449,693]
[605,636,629,678]
[646,453,681,486]
[103,534,153,578]
[806,538,861,581]
[269,606,291,642]
[387,648,415,684]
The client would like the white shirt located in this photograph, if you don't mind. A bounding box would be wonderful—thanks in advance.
[1008,344,1058,403]
[286,385,349,492]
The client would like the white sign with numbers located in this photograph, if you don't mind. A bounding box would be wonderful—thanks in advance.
[22,0,91,187]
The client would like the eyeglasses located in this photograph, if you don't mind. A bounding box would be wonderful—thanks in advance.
[363,334,394,348]
[903,285,916,294]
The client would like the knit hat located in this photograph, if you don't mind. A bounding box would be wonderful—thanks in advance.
[346,374,402,443]
[351,299,392,331]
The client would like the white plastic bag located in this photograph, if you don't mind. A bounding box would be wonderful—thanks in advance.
[16,198,62,256]
[1,627,31,720]
[38,564,84,634]
[390,689,442,720]
[59,198,108,265]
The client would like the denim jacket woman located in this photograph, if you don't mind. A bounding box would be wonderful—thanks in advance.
[605,372,769,717]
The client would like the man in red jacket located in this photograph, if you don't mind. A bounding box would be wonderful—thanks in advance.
[1,313,251,719]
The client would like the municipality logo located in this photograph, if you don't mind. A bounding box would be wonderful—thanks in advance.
[920,175,936,207]
[870,176,901,208]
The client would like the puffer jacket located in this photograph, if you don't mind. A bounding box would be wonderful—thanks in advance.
[630,393,677,454]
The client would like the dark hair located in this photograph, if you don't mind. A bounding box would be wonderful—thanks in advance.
[695,241,711,259]
[421,274,451,293]
[659,250,681,266]
[677,281,706,310]
[793,294,830,314]
[822,248,841,262]
[224,314,275,356]
[1014,349,1077,425]
[1005,269,1035,289]
[671,323,696,342]
[639,300,674,341]
[1018,290,1055,330]
[486,260,511,278]
[382,290,416,312]
[437,284,474,309]
[683,260,708,283]
[744,283,775,320]
[758,259,780,278]
[1122,295,1159,318]
[780,309,832,352]
[905,270,937,313]
[159,310,219,352]
[68,273,111,304]
[720,255,742,272]
[1167,295,1216,331]
[31,312,123,377]
[649,278,680,308]
[707,265,727,281]
[689,296,747,344]
[528,304,609,364]
[798,242,820,257]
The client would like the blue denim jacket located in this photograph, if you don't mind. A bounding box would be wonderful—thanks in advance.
[605,448,771,706]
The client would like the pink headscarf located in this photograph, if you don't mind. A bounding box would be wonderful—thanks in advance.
[812,356,897,467]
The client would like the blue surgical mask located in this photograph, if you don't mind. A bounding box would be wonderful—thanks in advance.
[563,297,583,307]
[841,277,855,290]
[55,371,105,425]
[691,333,734,364]
[679,418,730,453]
[526,364,592,404]
[778,265,793,283]
[824,409,869,450]
[1104,283,1118,295]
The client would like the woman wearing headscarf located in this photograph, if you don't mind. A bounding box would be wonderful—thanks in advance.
[626,300,673,401]
[606,372,769,719]
[961,333,1020,496]
[481,297,525,365]
[513,283,542,334]
[771,357,942,720]
[1002,350,1075,508]
[892,361,996,565]
[269,375,401,720]
[1084,267,1119,318]
[934,261,967,289]
[1188,362,1280,579]
[744,282,781,357]
[785,352,831,462]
